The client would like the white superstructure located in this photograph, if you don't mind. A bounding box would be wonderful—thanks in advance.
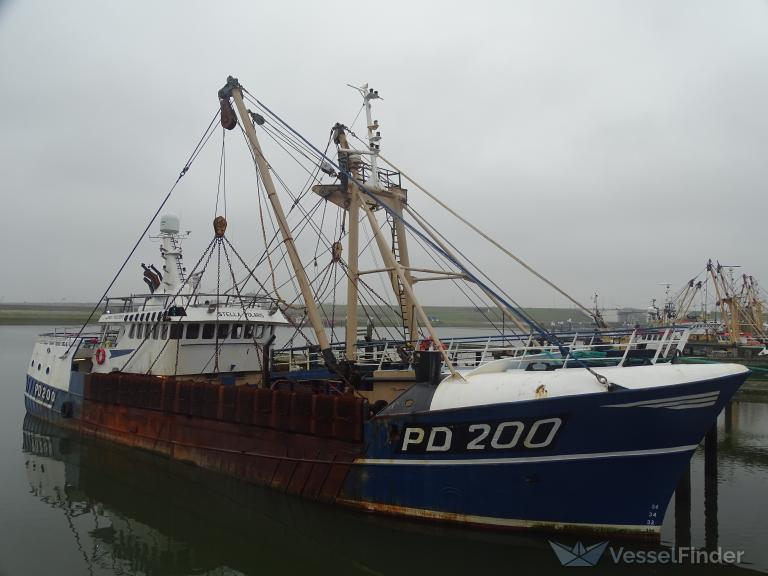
[27,216,291,407]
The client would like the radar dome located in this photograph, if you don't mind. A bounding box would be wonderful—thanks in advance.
[159,213,180,234]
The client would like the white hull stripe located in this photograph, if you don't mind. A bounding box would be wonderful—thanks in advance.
[24,392,54,409]
[336,499,661,534]
[667,401,718,410]
[355,444,698,466]
[603,391,719,409]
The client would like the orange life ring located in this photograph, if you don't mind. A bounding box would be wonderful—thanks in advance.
[95,347,107,365]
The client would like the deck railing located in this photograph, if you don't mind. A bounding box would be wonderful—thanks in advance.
[103,293,276,314]
[272,326,692,374]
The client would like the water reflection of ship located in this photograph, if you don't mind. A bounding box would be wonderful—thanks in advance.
[23,415,212,575]
[23,414,763,576]
[22,414,557,575]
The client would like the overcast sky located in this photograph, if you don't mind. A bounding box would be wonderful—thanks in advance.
[1,0,766,309]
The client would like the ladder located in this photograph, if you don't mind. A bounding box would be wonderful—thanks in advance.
[390,215,412,343]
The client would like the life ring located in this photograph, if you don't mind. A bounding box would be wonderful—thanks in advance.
[95,347,107,365]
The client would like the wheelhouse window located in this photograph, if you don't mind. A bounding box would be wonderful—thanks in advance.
[254,324,265,338]
[169,323,184,340]
[161,323,169,340]
[186,323,200,339]
[232,324,242,339]
[244,324,254,339]
[202,324,215,339]
[217,323,230,339]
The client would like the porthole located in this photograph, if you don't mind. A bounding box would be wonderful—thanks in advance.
[31,360,34,367]
[45,367,50,374]
[37,363,41,371]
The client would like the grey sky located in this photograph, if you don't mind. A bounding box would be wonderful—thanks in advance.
[1,0,766,309]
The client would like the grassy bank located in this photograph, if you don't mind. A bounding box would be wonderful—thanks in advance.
[0,303,96,326]
[0,302,593,328]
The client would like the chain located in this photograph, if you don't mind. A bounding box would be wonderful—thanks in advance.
[214,239,222,372]
[225,238,314,348]
[222,241,267,374]
[121,237,217,374]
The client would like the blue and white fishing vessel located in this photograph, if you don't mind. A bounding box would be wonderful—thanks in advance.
[24,76,749,538]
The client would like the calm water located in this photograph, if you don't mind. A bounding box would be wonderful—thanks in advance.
[1,325,767,575]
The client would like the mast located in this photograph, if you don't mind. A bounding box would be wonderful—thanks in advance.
[222,77,334,366]
[314,85,419,349]
[707,260,740,344]
[334,126,361,362]
[356,86,418,344]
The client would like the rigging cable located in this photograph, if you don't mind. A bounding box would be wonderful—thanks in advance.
[215,127,228,218]
[244,92,612,386]
[406,204,530,333]
[350,127,603,327]
[124,236,218,374]
[408,225,511,336]
[61,109,221,358]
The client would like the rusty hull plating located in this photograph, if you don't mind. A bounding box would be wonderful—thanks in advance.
[77,373,365,503]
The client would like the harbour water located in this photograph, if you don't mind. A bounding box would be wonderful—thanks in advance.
[1,325,767,575]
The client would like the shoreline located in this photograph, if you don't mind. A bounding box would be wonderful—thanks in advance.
[0,304,594,328]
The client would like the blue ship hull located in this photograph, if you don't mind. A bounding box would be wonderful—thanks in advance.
[23,369,747,537]
[341,373,746,535]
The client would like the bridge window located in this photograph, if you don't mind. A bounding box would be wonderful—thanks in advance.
[255,324,265,338]
[232,324,242,339]
[161,323,169,340]
[202,324,215,339]
[186,323,200,339]
[217,324,230,339]
[170,323,184,340]
[244,324,254,339]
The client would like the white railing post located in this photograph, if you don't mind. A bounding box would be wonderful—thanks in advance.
[378,342,388,371]
[618,329,636,367]
[651,329,670,364]
[480,337,491,366]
